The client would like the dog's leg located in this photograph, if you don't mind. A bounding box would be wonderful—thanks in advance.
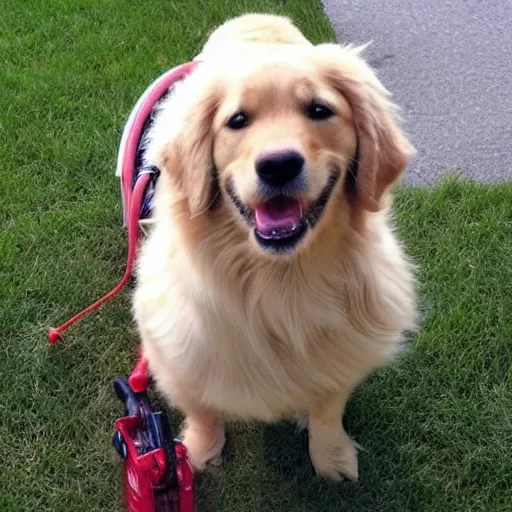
[181,408,225,472]
[308,389,358,481]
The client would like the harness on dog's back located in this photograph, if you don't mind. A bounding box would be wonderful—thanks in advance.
[48,62,197,343]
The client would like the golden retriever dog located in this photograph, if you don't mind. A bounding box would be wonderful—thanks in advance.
[133,14,417,482]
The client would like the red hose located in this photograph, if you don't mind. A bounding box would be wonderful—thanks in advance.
[48,62,197,345]
[48,173,151,343]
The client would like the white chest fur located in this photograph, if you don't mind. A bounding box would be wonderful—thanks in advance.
[133,217,416,421]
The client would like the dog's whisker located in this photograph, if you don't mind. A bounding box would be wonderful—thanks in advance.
[189,190,220,220]
[346,156,359,179]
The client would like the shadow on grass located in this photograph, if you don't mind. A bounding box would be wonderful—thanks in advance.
[193,376,438,512]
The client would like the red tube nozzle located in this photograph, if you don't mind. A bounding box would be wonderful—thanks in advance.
[48,328,64,344]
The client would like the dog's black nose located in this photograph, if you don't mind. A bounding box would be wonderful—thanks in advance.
[256,150,305,187]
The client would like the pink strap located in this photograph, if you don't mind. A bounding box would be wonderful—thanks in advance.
[120,62,197,214]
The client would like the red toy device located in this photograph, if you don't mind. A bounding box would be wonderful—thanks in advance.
[48,62,198,511]
[112,363,194,512]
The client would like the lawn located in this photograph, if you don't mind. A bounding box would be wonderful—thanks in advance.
[1,0,511,510]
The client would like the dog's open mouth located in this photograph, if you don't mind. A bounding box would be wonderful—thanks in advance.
[254,196,305,239]
[253,196,307,251]
[226,170,340,253]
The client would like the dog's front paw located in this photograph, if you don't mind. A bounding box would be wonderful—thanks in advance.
[309,431,359,482]
[181,418,226,472]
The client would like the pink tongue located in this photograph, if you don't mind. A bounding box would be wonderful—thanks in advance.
[254,196,302,232]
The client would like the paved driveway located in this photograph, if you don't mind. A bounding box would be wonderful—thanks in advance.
[322,0,512,184]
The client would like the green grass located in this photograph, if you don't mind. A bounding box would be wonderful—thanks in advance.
[1,0,511,510]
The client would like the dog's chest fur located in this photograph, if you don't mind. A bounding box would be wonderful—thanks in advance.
[134,217,416,421]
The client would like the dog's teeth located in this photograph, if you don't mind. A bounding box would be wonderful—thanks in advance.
[257,223,303,241]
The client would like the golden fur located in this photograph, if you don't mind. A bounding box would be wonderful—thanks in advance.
[133,14,418,481]
[195,13,311,61]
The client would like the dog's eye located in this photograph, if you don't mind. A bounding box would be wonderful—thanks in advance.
[226,111,250,130]
[306,102,335,121]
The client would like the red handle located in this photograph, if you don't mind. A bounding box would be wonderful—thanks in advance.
[128,354,151,393]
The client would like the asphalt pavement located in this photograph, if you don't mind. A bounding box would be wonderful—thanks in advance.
[322,0,512,184]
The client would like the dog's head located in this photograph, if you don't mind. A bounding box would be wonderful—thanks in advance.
[146,44,414,256]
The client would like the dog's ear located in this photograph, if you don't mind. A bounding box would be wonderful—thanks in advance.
[316,44,415,211]
[146,68,223,216]
[175,86,221,215]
